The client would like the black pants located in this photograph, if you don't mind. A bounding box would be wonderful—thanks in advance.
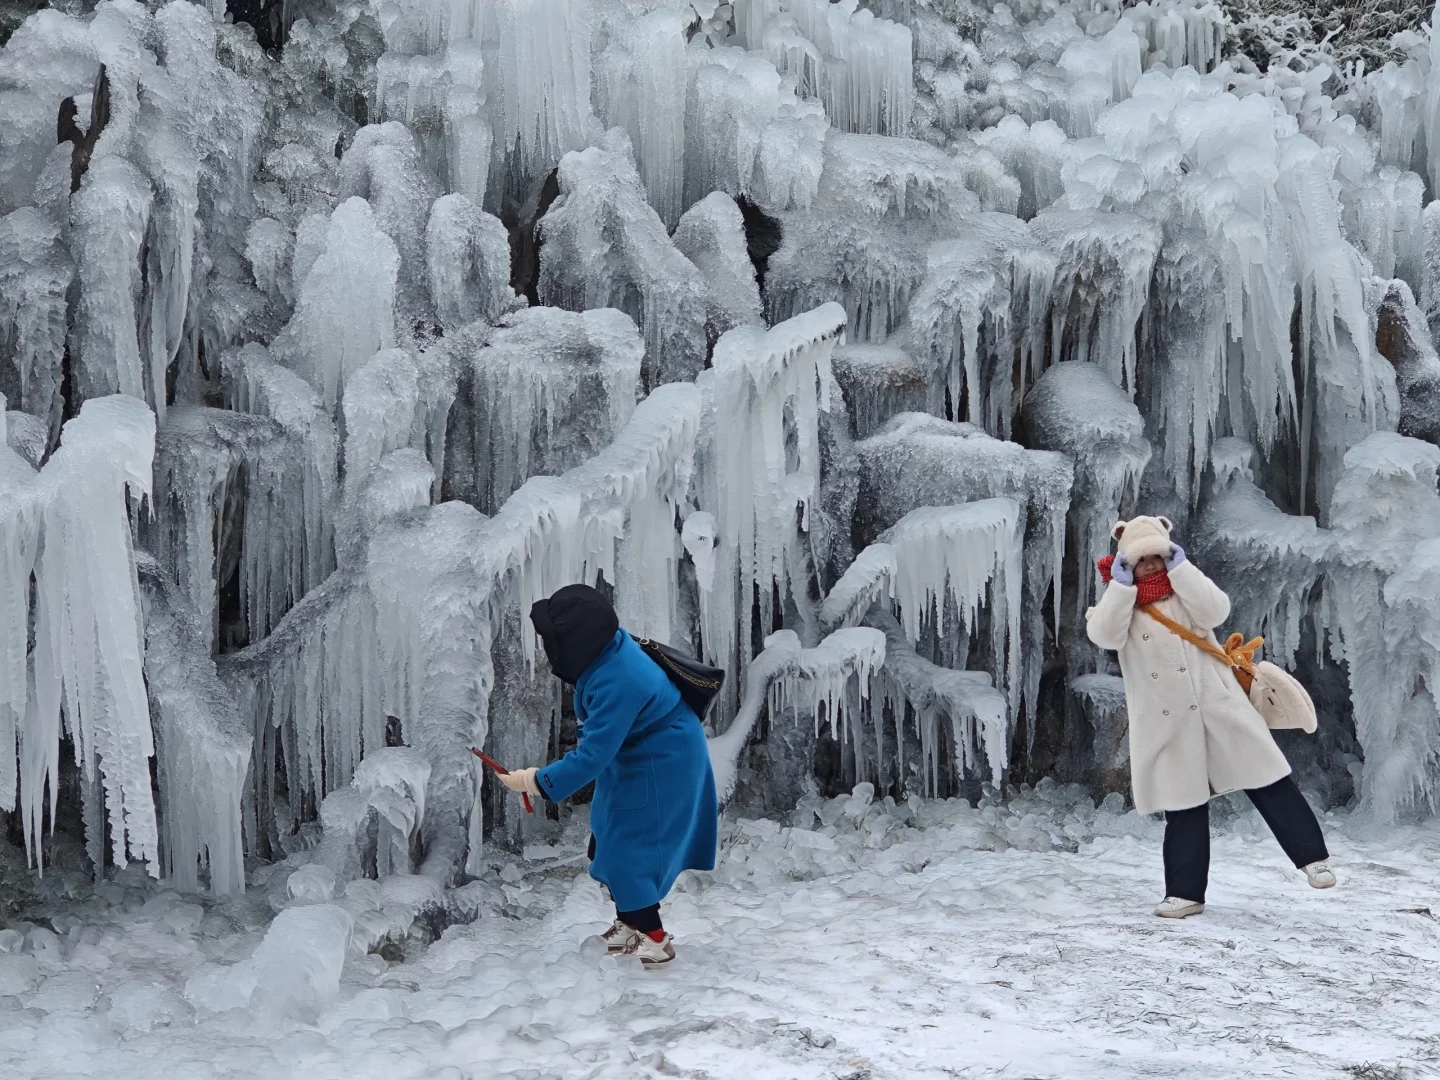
[617,903,663,933]
[1163,776,1329,903]
[591,834,664,934]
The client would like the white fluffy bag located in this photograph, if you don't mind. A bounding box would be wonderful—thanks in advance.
[1248,661,1318,733]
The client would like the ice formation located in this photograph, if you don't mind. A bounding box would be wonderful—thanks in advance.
[1325,433,1440,823]
[538,135,708,386]
[5,0,1440,907]
[1,396,157,874]
[672,192,765,346]
[449,306,643,513]
[1020,361,1150,645]
[136,555,251,896]
[694,304,846,694]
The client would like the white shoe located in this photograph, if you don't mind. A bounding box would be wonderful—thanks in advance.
[627,932,676,968]
[1154,896,1205,919]
[601,919,641,954]
[1303,860,1336,889]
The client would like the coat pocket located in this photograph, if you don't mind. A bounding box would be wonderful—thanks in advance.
[606,759,652,811]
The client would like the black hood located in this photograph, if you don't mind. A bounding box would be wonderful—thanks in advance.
[529,584,620,684]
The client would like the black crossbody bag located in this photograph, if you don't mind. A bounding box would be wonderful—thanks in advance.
[630,635,726,718]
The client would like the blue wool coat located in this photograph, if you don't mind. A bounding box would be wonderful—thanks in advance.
[537,630,719,910]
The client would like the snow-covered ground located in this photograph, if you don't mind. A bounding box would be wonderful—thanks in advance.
[4,784,1438,1080]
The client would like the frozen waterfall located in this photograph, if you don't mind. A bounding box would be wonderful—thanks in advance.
[3,0,1440,906]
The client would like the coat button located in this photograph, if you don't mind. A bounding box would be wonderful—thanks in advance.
[1151,673,1158,679]
[1162,709,1170,716]
[1142,634,1150,640]
[1179,667,1186,672]
[1190,705,1197,711]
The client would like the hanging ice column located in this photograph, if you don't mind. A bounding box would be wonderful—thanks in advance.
[825,498,1023,711]
[137,556,252,896]
[594,6,689,228]
[736,0,914,136]
[537,136,708,386]
[147,407,312,649]
[853,413,1072,729]
[0,396,158,874]
[1020,361,1150,648]
[1325,432,1440,824]
[270,198,399,412]
[816,495,1020,787]
[694,303,847,705]
[0,208,72,440]
[447,306,643,514]
[446,0,595,203]
[1192,439,1330,670]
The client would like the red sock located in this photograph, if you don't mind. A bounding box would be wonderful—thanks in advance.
[645,928,667,943]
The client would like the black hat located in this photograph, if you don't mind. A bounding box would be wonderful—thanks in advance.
[529,583,620,684]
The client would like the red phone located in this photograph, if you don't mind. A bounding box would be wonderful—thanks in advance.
[470,747,534,813]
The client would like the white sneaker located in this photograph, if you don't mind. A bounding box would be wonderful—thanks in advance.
[1303,860,1336,889]
[627,932,676,968]
[601,919,641,954]
[1154,896,1205,919]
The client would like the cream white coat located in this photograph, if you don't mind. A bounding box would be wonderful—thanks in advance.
[1085,561,1291,814]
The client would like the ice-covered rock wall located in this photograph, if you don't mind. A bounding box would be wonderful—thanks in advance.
[5,0,1440,901]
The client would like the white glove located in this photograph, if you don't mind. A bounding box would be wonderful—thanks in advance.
[499,767,541,797]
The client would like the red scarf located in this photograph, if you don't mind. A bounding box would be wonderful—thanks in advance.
[1097,554,1174,605]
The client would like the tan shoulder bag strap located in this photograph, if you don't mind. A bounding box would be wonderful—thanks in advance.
[1138,603,1263,694]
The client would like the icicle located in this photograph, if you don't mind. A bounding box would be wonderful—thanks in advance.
[696,304,846,706]
[1020,360,1151,648]
[448,0,594,195]
[1193,438,1329,670]
[28,396,157,874]
[0,208,71,438]
[595,7,689,228]
[138,556,252,896]
[463,307,643,514]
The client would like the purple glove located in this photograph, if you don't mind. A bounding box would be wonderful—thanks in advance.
[1164,544,1186,571]
[1111,554,1135,586]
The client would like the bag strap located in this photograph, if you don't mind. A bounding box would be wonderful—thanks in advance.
[1137,604,1264,693]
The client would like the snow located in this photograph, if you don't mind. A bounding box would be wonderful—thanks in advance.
[3,791,1436,1078]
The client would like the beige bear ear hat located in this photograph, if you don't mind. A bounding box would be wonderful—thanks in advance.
[1111,515,1174,561]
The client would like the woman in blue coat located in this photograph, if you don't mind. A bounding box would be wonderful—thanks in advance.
[499,584,719,967]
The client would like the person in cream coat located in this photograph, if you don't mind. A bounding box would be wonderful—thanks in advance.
[1086,515,1335,918]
